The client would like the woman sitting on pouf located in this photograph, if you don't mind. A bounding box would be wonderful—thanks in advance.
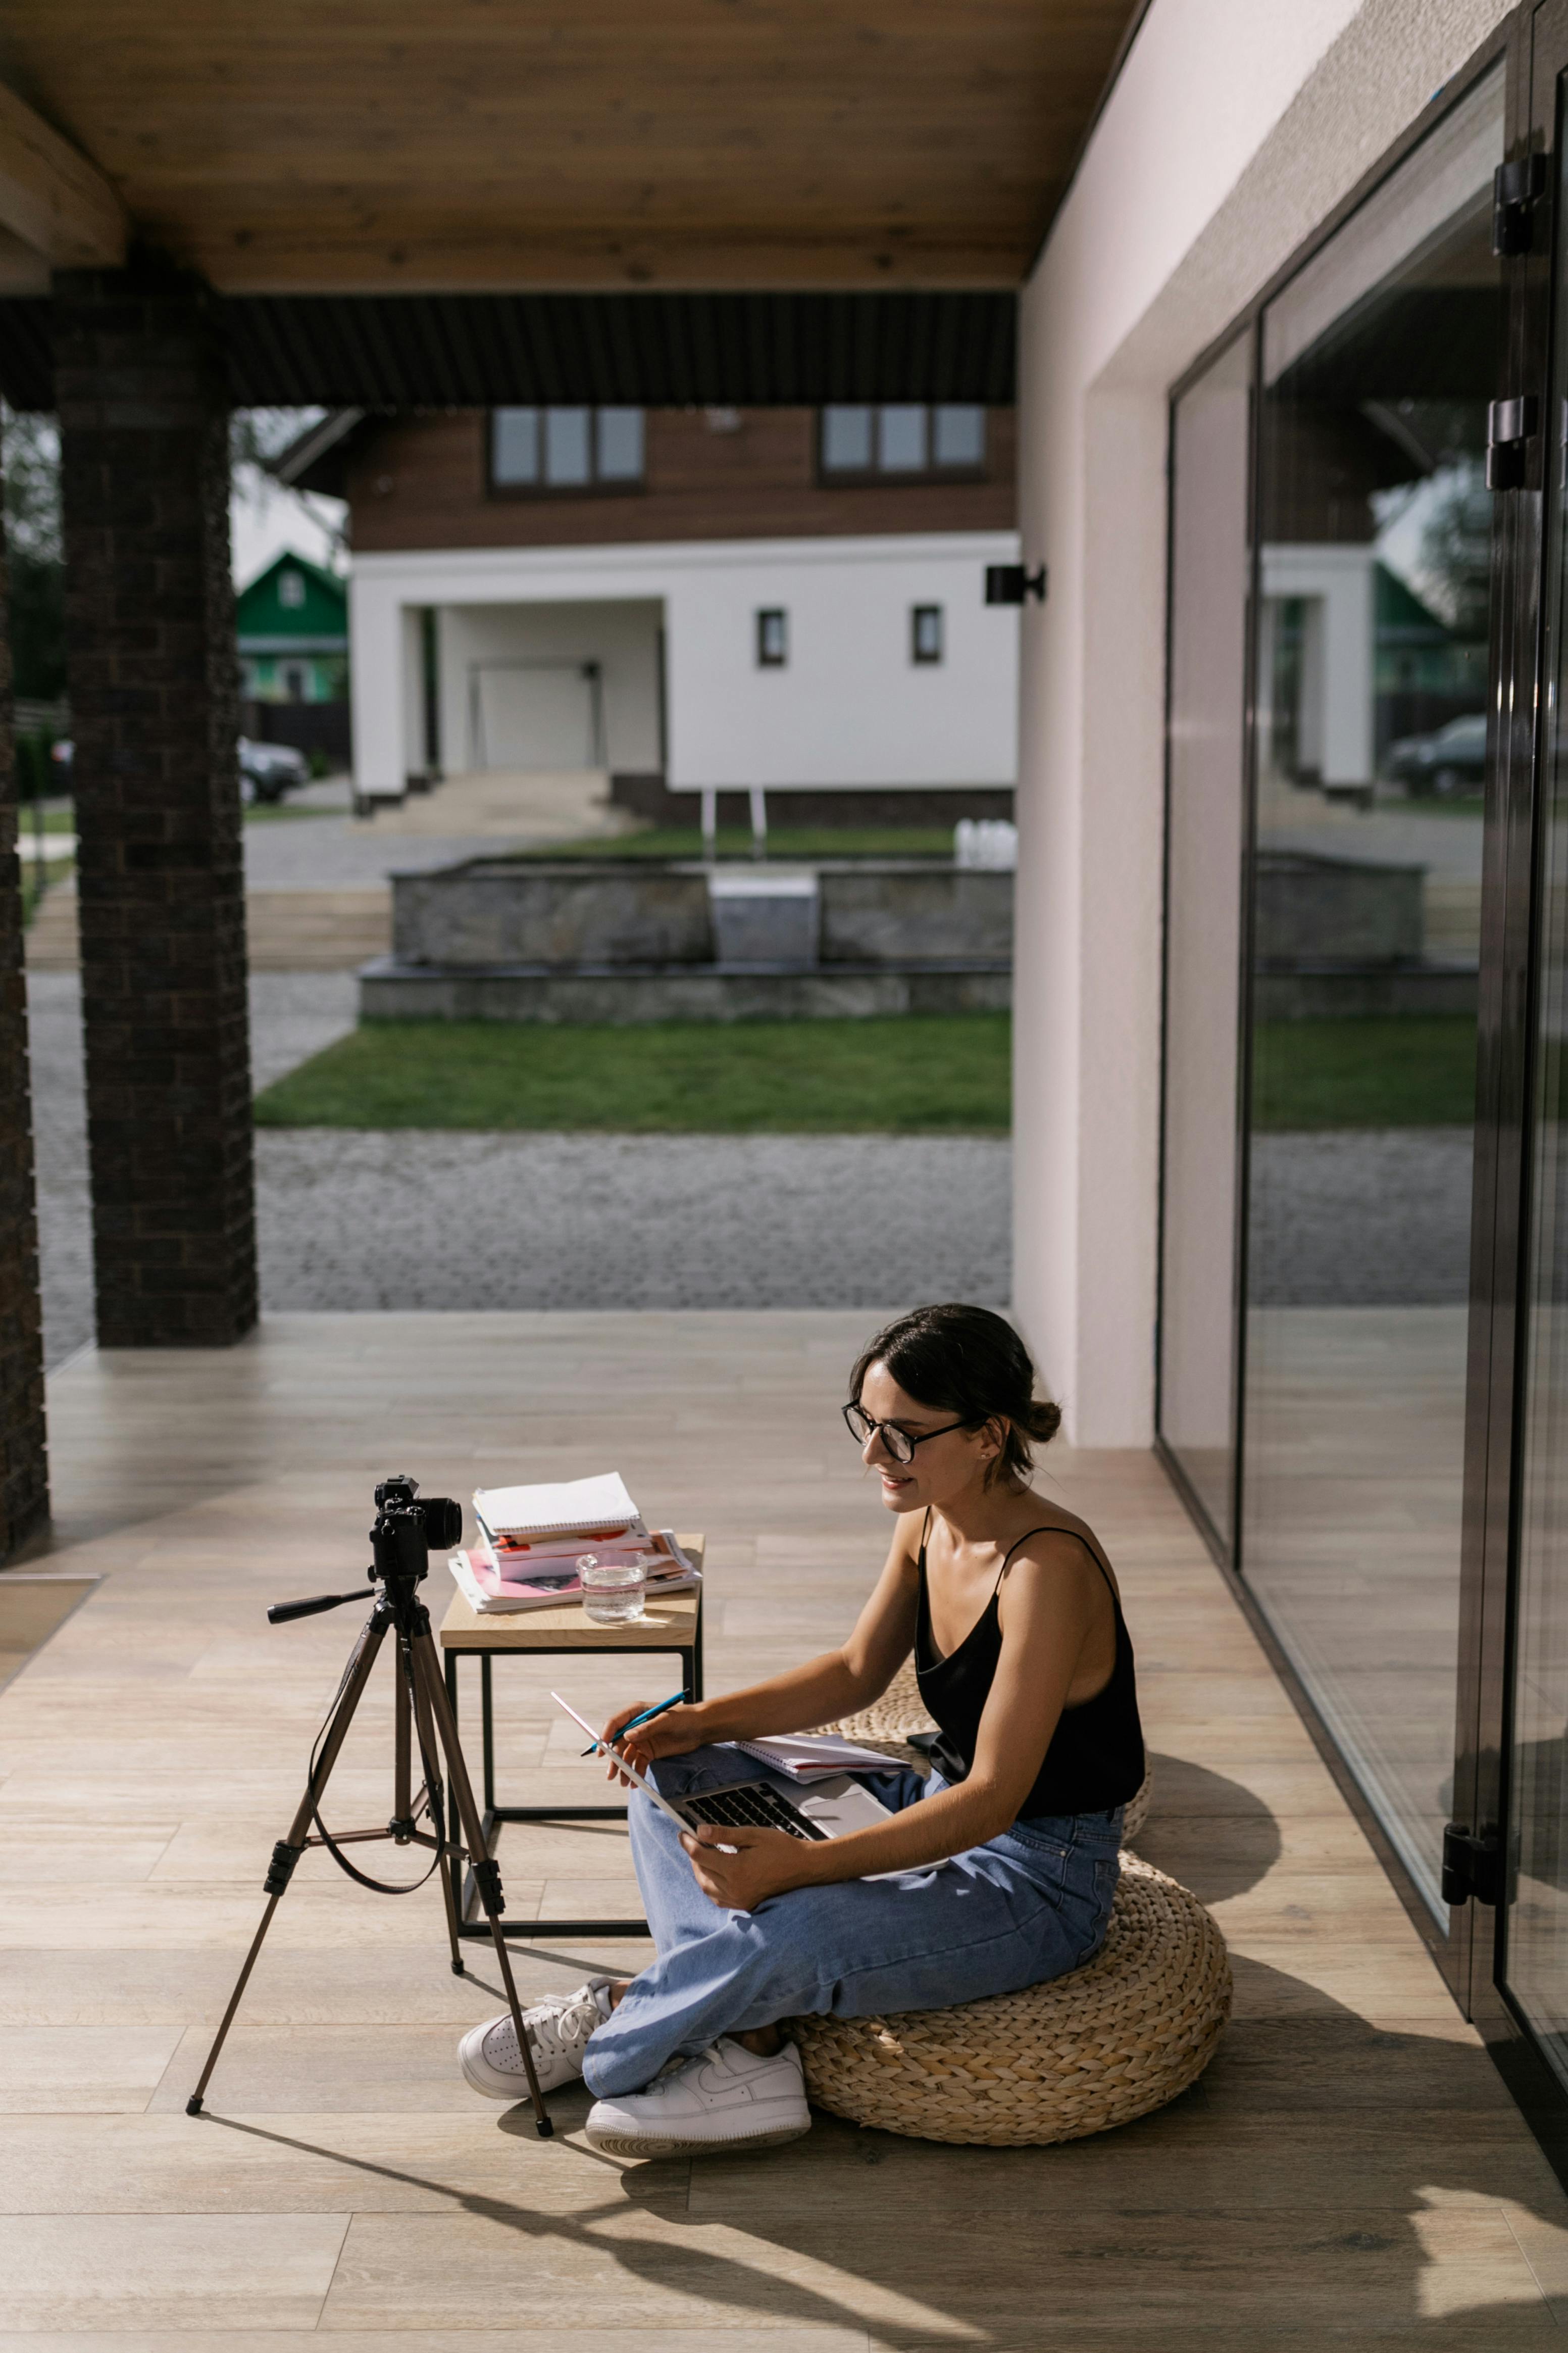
[458,1300,1145,2155]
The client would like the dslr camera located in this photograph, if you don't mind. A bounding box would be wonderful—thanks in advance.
[369,1474,464,1587]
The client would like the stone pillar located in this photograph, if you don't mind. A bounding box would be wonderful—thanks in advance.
[55,262,257,1348]
[0,509,50,1560]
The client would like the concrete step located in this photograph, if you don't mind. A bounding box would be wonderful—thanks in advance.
[25,887,390,973]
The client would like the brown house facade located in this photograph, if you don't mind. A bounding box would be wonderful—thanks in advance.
[292,404,1017,554]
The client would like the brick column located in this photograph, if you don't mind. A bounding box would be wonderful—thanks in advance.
[0,507,49,1559]
[55,263,257,1348]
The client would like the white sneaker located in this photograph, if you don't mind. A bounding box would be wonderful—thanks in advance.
[584,2036,811,2158]
[458,1978,615,2100]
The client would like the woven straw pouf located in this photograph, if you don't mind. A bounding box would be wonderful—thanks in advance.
[788,1855,1230,2146]
[819,1659,1154,1842]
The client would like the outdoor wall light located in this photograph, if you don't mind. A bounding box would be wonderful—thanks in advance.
[985,563,1047,605]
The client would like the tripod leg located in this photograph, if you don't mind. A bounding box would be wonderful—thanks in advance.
[186,1610,392,2116]
[410,1627,554,2138]
[407,1637,465,1974]
[392,1633,414,1837]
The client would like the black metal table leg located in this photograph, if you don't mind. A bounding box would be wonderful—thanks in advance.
[443,1597,703,1939]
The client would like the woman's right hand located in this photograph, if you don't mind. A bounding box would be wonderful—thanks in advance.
[597,1699,707,1787]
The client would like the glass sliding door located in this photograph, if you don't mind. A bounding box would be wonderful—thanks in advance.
[1242,67,1502,1919]
[1158,332,1252,1552]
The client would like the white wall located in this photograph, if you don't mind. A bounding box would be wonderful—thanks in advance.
[348,532,1019,801]
[1013,0,1511,1445]
[1260,545,1378,788]
[436,600,663,774]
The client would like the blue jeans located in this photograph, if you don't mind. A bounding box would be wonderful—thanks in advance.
[580,1743,1123,2098]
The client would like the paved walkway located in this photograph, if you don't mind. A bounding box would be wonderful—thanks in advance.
[241,766,632,890]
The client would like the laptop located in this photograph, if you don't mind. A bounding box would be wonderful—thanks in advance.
[550,1692,895,1851]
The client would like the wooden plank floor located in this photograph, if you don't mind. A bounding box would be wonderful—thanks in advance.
[3,1309,1567,2347]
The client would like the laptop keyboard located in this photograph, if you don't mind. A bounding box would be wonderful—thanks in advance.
[684,1783,828,1841]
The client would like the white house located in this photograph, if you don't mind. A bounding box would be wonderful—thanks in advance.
[282,404,1021,817]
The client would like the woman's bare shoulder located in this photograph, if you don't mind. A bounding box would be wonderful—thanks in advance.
[1002,1504,1119,1598]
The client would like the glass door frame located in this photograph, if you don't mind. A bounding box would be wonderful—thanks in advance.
[1459,0,1568,2166]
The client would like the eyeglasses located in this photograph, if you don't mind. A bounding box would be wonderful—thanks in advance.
[842,1401,970,1465]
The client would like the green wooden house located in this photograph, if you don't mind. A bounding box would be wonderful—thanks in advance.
[235,550,348,703]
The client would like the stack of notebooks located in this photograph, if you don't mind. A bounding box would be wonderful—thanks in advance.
[448,1472,701,1615]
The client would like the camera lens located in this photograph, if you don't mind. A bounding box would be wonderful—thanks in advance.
[422,1497,463,1551]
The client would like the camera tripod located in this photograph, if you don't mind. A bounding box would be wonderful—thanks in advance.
[186,1481,552,2137]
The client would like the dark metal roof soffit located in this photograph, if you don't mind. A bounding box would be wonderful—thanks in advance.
[0,288,1017,413]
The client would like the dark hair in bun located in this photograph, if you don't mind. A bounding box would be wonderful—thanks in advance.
[849,1302,1061,1486]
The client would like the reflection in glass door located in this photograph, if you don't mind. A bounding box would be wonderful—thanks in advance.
[1158,332,1251,1552]
[1242,67,1501,1918]
[1506,66,1568,2088]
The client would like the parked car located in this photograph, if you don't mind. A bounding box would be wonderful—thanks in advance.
[1381,711,1488,797]
[45,735,310,808]
[239,737,309,803]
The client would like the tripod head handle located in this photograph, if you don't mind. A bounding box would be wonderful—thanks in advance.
[267,1591,368,1626]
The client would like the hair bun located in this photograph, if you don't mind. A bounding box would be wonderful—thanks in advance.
[1025,1397,1063,1445]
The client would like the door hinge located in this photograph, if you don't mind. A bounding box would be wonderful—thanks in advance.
[1442,1823,1503,1907]
[1494,152,1548,255]
[1487,395,1540,490]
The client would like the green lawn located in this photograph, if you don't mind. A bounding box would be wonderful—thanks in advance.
[254,1013,1013,1133]
[526,826,954,861]
[16,800,73,836]
[255,1010,1479,1135]
[1252,1016,1477,1130]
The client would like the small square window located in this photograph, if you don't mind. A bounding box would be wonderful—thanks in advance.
[545,408,592,486]
[756,609,788,667]
[933,406,985,467]
[878,406,927,471]
[822,407,874,471]
[492,408,540,484]
[912,605,944,665]
[597,408,644,480]
[278,569,306,609]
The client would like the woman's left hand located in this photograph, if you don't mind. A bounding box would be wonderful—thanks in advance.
[681,1823,820,1910]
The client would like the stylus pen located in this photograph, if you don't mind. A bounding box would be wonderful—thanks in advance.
[581,1688,687,1756]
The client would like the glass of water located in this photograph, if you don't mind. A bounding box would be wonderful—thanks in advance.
[578,1555,646,1624]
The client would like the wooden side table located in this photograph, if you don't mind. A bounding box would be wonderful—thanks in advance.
[439,1536,705,1939]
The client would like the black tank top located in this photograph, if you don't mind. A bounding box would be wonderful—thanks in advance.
[914,1513,1145,1819]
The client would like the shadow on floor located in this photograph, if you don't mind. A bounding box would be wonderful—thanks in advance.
[182,1757,1560,2343]
[1134,1749,1284,1903]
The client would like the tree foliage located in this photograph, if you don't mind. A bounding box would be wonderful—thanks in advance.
[2,408,65,700]
[1417,456,1492,642]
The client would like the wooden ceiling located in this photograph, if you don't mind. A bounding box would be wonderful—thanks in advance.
[0,2,1141,296]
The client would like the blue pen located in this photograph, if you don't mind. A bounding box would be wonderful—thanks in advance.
[581,1688,687,1756]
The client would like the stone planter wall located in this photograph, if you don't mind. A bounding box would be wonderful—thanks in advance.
[389,856,1015,971]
